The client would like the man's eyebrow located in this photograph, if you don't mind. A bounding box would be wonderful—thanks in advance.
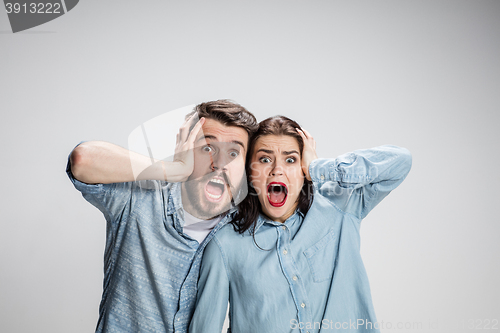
[198,135,246,150]
[232,141,246,150]
[196,135,213,143]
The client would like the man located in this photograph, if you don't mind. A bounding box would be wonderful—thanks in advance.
[67,100,258,333]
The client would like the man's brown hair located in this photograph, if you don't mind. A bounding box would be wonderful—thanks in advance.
[186,100,258,139]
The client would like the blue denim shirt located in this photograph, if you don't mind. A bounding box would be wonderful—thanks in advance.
[189,145,412,333]
[66,150,235,333]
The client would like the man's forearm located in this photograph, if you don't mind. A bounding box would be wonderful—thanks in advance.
[70,141,185,184]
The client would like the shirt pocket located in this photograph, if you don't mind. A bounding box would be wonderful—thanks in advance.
[303,229,338,283]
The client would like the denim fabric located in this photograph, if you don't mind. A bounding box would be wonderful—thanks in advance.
[190,145,412,333]
[66,150,235,333]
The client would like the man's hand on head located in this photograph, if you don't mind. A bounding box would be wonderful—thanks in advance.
[165,114,206,183]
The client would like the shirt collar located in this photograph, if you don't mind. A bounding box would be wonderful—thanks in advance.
[253,209,305,233]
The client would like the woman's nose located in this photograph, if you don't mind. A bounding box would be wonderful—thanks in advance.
[271,162,284,176]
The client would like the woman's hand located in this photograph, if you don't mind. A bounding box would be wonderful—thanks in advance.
[296,128,318,181]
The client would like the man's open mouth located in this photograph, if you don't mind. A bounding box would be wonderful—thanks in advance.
[267,182,288,207]
[205,176,226,202]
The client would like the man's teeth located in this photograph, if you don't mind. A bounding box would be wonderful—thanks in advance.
[207,192,222,199]
[210,178,225,185]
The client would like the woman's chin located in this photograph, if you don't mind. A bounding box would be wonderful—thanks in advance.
[258,192,299,222]
[262,202,292,223]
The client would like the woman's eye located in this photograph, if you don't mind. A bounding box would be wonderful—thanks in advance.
[229,151,239,158]
[260,157,271,163]
[286,157,296,163]
[202,146,213,153]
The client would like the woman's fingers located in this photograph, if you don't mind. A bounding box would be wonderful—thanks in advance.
[296,128,315,146]
[296,128,307,142]
[296,127,317,181]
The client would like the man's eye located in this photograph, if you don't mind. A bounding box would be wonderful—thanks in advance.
[286,157,296,163]
[260,157,271,163]
[202,146,213,153]
[229,151,239,158]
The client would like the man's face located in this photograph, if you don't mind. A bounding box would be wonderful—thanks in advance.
[181,118,248,220]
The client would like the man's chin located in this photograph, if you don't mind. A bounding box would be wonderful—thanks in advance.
[182,179,238,219]
[189,200,232,220]
[183,190,232,219]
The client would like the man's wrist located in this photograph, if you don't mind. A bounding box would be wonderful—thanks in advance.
[161,161,168,182]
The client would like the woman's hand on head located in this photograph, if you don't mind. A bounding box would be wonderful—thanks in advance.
[296,128,318,181]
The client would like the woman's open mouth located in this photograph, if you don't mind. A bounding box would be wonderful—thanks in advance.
[267,182,288,207]
[205,176,226,202]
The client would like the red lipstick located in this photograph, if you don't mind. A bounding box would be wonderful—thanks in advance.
[267,182,288,207]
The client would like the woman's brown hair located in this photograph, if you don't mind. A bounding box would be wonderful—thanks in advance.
[230,115,314,234]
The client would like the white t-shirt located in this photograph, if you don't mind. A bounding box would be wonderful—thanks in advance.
[182,208,222,244]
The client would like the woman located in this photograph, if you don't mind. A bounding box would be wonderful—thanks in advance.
[189,116,412,333]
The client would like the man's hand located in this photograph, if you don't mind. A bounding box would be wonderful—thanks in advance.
[167,114,205,182]
[296,128,318,181]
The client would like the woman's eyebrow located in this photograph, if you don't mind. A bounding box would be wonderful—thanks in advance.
[256,149,299,155]
[283,150,299,155]
[256,148,274,154]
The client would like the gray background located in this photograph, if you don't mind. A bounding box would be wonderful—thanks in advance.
[1,0,499,332]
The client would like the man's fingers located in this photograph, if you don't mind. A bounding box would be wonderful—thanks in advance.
[179,113,199,143]
[187,117,205,146]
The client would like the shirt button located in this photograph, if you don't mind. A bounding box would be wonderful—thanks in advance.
[177,318,180,321]
[292,276,298,281]
[283,250,288,255]
[282,226,286,230]
[301,303,306,308]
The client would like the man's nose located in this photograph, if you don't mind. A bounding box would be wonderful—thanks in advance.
[210,152,228,171]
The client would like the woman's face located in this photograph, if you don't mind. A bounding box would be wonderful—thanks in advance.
[250,134,304,223]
